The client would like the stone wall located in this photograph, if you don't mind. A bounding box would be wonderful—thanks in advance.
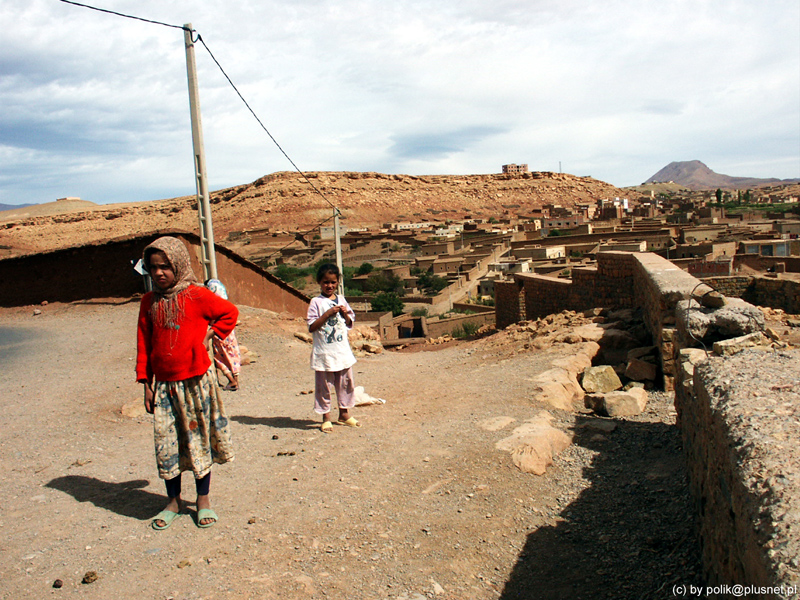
[702,276,800,315]
[425,311,495,338]
[675,348,800,598]
[702,276,753,299]
[495,280,523,329]
[494,248,800,594]
[494,252,636,325]
[746,277,800,315]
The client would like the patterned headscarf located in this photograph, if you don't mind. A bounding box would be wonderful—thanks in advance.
[143,236,200,329]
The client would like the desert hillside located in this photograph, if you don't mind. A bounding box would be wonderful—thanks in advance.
[0,171,631,258]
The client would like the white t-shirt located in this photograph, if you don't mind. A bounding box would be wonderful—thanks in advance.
[307,294,357,372]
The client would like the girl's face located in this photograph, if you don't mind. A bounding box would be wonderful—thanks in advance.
[149,251,176,290]
[319,272,339,297]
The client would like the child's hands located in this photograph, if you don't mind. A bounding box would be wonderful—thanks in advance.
[326,305,343,318]
[204,328,216,346]
[143,383,155,414]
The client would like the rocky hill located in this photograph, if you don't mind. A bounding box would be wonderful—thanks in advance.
[0,170,631,258]
[645,160,800,191]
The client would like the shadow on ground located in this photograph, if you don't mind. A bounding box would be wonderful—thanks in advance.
[231,415,318,430]
[46,476,164,521]
[499,416,704,600]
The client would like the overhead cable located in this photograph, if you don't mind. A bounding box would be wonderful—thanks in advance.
[57,0,188,31]
[58,0,339,212]
[195,35,337,210]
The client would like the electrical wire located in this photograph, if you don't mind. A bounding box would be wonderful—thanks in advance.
[58,0,340,213]
[196,35,338,212]
[57,0,187,31]
[259,214,337,264]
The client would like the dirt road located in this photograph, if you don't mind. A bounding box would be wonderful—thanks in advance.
[0,301,700,600]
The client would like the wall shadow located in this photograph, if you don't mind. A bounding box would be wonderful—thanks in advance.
[46,476,165,520]
[499,416,703,600]
[231,415,319,430]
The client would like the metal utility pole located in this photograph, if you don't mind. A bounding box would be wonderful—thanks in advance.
[333,208,344,296]
[184,23,217,280]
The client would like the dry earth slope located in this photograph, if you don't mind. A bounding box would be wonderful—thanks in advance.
[0,171,632,258]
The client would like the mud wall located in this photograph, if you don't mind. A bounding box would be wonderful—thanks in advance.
[494,251,636,328]
[0,231,310,317]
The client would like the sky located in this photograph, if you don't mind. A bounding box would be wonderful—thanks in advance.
[1,0,799,206]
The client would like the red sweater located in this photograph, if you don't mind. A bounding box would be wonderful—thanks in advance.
[136,286,239,383]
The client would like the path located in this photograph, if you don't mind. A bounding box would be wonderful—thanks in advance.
[0,301,701,599]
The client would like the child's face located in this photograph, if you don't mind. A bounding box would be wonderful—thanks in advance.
[319,272,339,297]
[149,251,176,289]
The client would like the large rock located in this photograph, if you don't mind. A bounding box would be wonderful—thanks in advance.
[551,342,601,377]
[712,332,769,356]
[572,323,605,343]
[495,412,573,475]
[584,388,648,417]
[581,365,622,393]
[676,297,765,343]
[597,328,643,364]
[625,358,657,382]
[530,368,583,411]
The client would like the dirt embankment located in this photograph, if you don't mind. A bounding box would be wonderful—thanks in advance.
[0,171,632,259]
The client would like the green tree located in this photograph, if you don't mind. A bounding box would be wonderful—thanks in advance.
[416,271,448,293]
[371,292,404,316]
[715,188,723,203]
[365,271,405,295]
[356,262,374,276]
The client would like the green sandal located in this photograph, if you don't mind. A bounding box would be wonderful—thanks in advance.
[197,508,218,528]
[152,510,181,530]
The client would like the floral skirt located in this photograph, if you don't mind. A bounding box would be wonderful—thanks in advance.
[153,368,234,480]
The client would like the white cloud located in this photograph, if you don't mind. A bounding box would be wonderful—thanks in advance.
[0,0,797,204]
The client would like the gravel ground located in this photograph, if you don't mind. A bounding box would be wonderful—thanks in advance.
[0,300,702,600]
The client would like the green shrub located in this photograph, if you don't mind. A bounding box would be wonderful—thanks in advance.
[416,271,448,294]
[356,262,374,276]
[371,292,405,317]
[452,321,480,338]
[365,271,405,295]
[411,307,429,317]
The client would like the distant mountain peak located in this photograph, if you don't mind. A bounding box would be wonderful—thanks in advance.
[644,161,796,190]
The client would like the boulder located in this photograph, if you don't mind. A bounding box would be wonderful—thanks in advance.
[550,342,600,377]
[676,297,765,343]
[530,368,583,411]
[572,323,605,343]
[624,358,657,382]
[581,365,622,393]
[712,332,769,356]
[361,342,384,354]
[495,412,573,475]
[584,388,648,417]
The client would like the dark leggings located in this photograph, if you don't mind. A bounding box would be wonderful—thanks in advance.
[165,472,211,498]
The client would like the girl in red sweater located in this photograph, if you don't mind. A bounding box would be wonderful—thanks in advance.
[136,236,238,530]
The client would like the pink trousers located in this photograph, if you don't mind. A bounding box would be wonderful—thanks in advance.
[314,367,355,415]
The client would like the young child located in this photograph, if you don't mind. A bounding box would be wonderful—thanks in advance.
[307,263,360,432]
[136,236,238,530]
[205,278,242,391]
